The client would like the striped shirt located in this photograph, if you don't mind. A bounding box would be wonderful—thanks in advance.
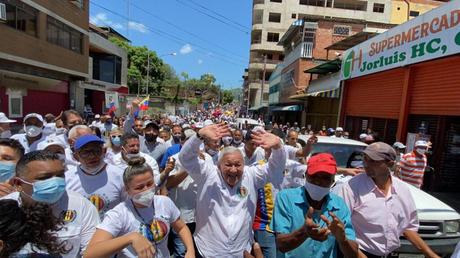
[398,152,427,188]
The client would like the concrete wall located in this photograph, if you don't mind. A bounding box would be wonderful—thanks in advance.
[390,0,444,24]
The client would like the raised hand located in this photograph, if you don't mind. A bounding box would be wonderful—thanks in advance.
[198,123,230,142]
[251,131,282,150]
[307,135,318,146]
[321,211,346,242]
[164,157,176,174]
[304,207,330,242]
[130,232,156,258]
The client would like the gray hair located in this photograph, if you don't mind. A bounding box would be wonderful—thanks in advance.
[218,146,244,163]
[68,125,91,141]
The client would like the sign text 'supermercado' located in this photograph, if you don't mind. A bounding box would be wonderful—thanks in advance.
[341,1,460,80]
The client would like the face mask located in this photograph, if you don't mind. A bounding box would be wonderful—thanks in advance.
[57,154,66,163]
[207,148,218,156]
[111,136,121,146]
[416,148,427,155]
[24,125,42,137]
[21,177,66,204]
[350,160,364,168]
[81,161,106,175]
[304,180,330,201]
[222,136,233,146]
[144,134,157,143]
[0,162,16,182]
[55,128,66,135]
[0,130,12,138]
[233,139,242,145]
[173,134,181,144]
[132,187,155,207]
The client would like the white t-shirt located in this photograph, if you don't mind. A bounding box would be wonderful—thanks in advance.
[11,133,47,153]
[284,144,300,161]
[168,153,198,224]
[280,159,307,189]
[2,191,100,258]
[65,163,126,219]
[110,152,161,185]
[97,196,180,258]
[239,146,265,166]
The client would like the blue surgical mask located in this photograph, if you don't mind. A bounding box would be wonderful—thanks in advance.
[111,136,121,146]
[0,162,16,182]
[21,177,66,204]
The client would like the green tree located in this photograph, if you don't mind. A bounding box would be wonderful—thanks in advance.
[222,90,234,104]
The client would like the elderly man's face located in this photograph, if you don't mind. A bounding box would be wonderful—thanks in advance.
[363,154,393,178]
[306,172,334,188]
[25,117,43,128]
[218,152,244,187]
[66,114,83,129]
[134,120,144,135]
[287,131,298,146]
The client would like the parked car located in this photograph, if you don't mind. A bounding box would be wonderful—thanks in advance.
[298,135,460,257]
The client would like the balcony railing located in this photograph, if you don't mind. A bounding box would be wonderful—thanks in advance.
[253,0,264,5]
[283,42,314,66]
[251,57,281,65]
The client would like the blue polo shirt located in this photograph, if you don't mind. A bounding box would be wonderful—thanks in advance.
[270,187,356,258]
[159,143,181,168]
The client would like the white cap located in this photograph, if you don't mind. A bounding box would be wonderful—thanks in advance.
[95,114,100,119]
[0,112,16,123]
[393,142,406,149]
[415,140,429,147]
[335,127,344,132]
[359,133,368,140]
[24,113,44,123]
[37,136,66,151]
[204,119,213,127]
[184,129,196,139]
[182,123,191,129]
[195,122,204,129]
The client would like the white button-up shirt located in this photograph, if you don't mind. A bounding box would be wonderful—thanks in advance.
[179,135,286,257]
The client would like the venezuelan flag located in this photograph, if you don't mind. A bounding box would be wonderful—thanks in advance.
[139,96,150,111]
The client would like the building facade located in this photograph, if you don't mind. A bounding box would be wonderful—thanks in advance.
[0,0,89,122]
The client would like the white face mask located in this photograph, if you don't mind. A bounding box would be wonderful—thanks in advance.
[416,148,427,155]
[24,125,42,137]
[350,160,364,168]
[132,187,155,207]
[233,139,242,145]
[304,180,330,201]
[0,130,11,138]
[222,136,233,146]
[123,147,141,159]
[80,161,106,175]
[55,128,66,135]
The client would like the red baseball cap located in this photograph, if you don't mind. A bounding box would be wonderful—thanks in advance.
[307,153,337,176]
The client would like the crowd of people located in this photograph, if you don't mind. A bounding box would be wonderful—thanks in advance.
[0,99,454,258]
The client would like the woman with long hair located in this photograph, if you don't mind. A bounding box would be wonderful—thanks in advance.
[0,200,69,258]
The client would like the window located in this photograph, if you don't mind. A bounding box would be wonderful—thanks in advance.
[270,0,282,2]
[1,0,37,37]
[291,13,296,19]
[333,25,351,36]
[299,0,325,7]
[268,12,281,23]
[91,54,122,84]
[266,53,273,60]
[8,95,22,118]
[410,10,420,17]
[267,32,279,42]
[373,3,385,13]
[47,16,83,54]
[303,28,316,43]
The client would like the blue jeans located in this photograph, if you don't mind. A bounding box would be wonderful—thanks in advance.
[254,230,277,258]
[169,223,195,258]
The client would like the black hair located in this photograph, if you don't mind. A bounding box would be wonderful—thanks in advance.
[346,151,364,168]
[89,126,102,139]
[0,199,69,257]
[271,128,286,140]
[0,138,25,158]
[16,151,60,178]
[61,110,81,126]
[123,157,153,186]
[121,132,139,146]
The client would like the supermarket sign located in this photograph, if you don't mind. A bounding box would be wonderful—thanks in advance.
[341,1,460,80]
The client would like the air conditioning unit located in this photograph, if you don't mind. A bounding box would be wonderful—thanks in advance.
[0,3,6,22]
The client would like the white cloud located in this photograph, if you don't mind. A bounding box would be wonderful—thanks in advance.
[197,59,203,64]
[128,21,148,34]
[180,44,193,55]
[90,12,124,30]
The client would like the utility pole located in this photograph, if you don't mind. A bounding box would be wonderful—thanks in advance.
[146,51,150,95]
[260,54,267,106]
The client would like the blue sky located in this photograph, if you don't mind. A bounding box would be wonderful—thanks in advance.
[89,0,252,89]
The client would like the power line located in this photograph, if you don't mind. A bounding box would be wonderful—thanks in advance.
[90,1,246,67]
[186,0,250,31]
[129,2,247,62]
[175,0,250,34]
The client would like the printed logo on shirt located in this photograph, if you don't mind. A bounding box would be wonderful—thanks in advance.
[257,159,266,166]
[139,218,169,244]
[89,194,106,213]
[60,210,77,223]
[237,186,249,198]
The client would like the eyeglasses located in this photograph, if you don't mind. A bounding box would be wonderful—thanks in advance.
[111,135,121,139]
[77,148,103,159]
